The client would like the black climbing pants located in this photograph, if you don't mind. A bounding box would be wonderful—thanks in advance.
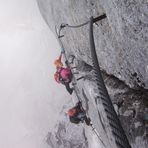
[64,83,73,95]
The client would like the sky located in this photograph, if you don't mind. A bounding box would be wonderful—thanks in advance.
[0,0,70,148]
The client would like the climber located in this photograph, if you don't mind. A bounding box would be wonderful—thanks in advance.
[67,101,91,126]
[54,52,73,95]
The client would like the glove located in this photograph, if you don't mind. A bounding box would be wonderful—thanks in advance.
[61,48,65,54]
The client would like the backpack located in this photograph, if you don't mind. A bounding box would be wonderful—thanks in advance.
[69,116,81,124]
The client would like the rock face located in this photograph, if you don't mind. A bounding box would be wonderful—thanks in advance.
[46,122,88,148]
[74,60,148,148]
[37,0,148,89]
[36,0,148,147]
[46,104,88,148]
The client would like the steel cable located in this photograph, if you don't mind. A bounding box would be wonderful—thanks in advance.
[89,16,131,148]
[60,14,106,29]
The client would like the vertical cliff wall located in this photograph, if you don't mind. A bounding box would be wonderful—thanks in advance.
[37,0,148,89]
[36,0,148,147]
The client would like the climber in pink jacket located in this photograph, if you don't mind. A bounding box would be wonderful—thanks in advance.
[54,53,73,94]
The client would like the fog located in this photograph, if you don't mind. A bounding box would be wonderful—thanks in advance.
[0,0,70,147]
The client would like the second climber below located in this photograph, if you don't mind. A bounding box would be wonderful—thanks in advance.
[67,101,91,126]
[54,52,73,95]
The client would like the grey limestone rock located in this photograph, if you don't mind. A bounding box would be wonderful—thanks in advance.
[37,0,148,89]
[36,0,148,147]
